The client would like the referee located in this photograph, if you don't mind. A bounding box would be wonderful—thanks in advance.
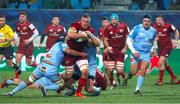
[0,15,18,71]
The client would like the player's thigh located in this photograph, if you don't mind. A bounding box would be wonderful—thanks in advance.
[139,60,149,76]
[16,53,24,63]
[159,56,167,65]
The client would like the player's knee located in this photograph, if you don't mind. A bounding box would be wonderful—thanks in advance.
[80,65,89,76]
[28,75,36,84]
[66,70,74,79]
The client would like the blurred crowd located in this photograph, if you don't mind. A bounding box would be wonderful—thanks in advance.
[0,0,180,10]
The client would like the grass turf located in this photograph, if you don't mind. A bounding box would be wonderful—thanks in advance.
[0,71,180,103]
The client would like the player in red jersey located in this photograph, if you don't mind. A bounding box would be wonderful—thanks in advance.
[15,11,39,76]
[153,15,179,86]
[61,14,96,97]
[97,16,110,74]
[38,17,66,52]
[104,13,130,89]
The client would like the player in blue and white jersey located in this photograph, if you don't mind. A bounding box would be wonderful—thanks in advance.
[125,15,157,95]
[3,41,87,96]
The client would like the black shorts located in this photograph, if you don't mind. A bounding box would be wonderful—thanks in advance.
[0,46,13,59]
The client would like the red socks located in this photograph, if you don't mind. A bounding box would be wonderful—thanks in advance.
[166,65,176,80]
[76,78,86,93]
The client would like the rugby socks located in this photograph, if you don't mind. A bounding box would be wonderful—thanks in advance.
[158,70,164,81]
[45,85,59,91]
[120,72,126,79]
[11,81,27,94]
[6,79,14,85]
[76,78,86,93]
[110,77,114,85]
[135,76,144,91]
[166,65,176,80]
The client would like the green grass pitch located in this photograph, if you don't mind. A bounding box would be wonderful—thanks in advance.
[0,71,180,103]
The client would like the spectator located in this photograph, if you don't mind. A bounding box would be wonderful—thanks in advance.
[0,0,8,8]
[15,0,31,9]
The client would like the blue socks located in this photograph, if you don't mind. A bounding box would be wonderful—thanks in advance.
[6,79,14,85]
[45,85,59,91]
[136,76,144,91]
[11,81,27,94]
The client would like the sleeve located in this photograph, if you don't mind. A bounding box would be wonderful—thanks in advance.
[29,23,36,31]
[128,26,138,40]
[124,24,130,36]
[169,24,177,33]
[61,43,69,51]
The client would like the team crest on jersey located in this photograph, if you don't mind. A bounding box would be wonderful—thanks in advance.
[163,28,167,32]
[119,29,124,33]
[110,31,113,34]
[50,29,53,32]
[23,27,27,30]
[57,29,61,32]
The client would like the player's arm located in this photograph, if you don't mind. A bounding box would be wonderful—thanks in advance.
[86,31,100,47]
[64,48,87,58]
[126,26,139,57]
[24,24,39,45]
[59,27,67,41]
[121,25,130,54]
[0,26,15,44]
[169,24,179,48]
[61,42,87,58]
[28,24,39,42]
[67,27,87,39]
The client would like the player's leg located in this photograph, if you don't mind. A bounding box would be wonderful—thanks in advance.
[84,65,101,96]
[75,59,89,97]
[124,56,139,86]
[3,74,39,96]
[95,68,108,90]
[106,61,115,90]
[156,56,167,85]
[25,47,37,67]
[134,60,148,95]
[3,65,43,96]
[165,63,176,84]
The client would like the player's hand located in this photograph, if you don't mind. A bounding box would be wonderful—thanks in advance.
[38,44,42,50]
[78,31,88,38]
[133,52,139,58]
[85,31,93,38]
[107,47,113,54]
[121,48,126,54]
[0,39,5,44]
[96,47,101,54]
[150,50,156,57]
[80,52,88,58]
[24,39,30,45]
[173,41,178,48]
[11,40,17,46]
